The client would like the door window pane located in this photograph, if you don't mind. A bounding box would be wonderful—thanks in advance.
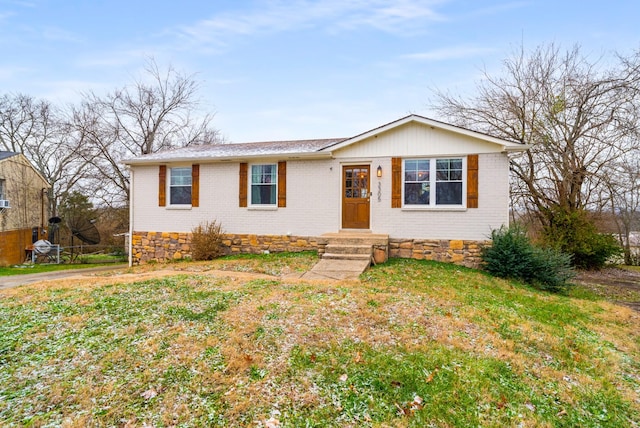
[344,167,369,199]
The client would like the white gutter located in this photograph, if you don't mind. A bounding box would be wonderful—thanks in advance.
[122,151,334,166]
[503,144,531,152]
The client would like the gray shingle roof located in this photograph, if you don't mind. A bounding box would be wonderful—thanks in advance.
[0,151,19,161]
[125,138,346,164]
[123,113,527,166]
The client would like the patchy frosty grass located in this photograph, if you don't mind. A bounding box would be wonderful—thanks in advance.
[0,255,638,427]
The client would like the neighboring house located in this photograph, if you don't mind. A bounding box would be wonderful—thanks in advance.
[124,115,527,267]
[0,151,50,266]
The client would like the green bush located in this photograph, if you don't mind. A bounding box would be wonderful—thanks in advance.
[191,220,225,261]
[529,247,575,292]
[481,224,536,282]
[482,225,575,293]
[541,208,621,270]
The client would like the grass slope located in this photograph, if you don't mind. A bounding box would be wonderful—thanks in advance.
[0,255,638,427]
[0,254,127,276]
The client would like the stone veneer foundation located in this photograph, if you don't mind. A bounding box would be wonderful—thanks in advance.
[131,231,487,268]
[388,238,487,268]
[131,231,320,264]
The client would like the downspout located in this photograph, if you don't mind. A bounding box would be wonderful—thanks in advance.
[128,166,134,267]
[41,188,45,231]
[40,187,48,239]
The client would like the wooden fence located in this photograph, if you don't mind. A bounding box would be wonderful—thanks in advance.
[0,228,36,266]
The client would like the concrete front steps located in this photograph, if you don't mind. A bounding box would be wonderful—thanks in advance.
[300,231,389,281]
[320,231,390,265]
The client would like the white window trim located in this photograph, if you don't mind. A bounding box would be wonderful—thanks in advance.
[248,163,278,208]
[402,157,467,210]
[167,166,192,207]
[247,206,278,211]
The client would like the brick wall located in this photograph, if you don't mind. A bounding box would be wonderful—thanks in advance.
[131,154,509,243]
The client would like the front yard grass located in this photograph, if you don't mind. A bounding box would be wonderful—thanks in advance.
[0,262,127,276]
[0,255,638,427]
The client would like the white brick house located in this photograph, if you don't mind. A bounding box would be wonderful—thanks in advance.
[124,115,527,266]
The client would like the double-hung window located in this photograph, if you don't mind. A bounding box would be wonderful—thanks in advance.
[404,158,464,207]
[435,159,463,205]
[250,164,277,206]
[169,167,192,205]
[404,160,430,205]
[0,178,5,200]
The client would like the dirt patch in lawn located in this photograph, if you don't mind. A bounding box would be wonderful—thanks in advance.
[574,267,640,311]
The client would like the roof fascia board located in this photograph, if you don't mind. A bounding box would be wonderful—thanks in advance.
[3,153,50,187]
[322,114,527,153]
[503,144,530,152]
[123,150,333,166]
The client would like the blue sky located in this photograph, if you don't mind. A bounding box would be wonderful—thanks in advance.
[1,0,639,142]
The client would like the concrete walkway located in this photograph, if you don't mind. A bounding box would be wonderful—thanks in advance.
[0,264,129,289]
[300,259,371,281]
[0,258,371,290]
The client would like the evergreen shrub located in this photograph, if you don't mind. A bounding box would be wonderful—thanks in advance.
[482,225,575,293]
[541,208,621,270]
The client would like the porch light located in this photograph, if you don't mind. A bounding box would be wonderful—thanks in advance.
[377,165,382,178]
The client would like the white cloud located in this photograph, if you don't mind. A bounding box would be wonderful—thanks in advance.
[41,26,83,43]
[35,79,113,103]
[466,1,530,18]
[331,0,448,33]
[0,65,30,80]
[74,48,155,68]
[7,1,37,7]
[172,0,450,52]
[402,46,496,61]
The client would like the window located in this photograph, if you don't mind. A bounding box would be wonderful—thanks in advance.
[404,158,464,206]
[0,179,5,200]
[404,160,430,205]
[435,159,463,205]
[169,167,192,205]
[250,164,277,205]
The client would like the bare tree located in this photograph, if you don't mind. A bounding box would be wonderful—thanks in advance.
[79,59,222,207]
[0,93,51,156]
[432,44,640,229]
[0,93,92,216]
[606,156,640,264]
[0,60,222,239]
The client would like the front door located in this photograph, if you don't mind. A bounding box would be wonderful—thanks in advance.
[342,165,370,229]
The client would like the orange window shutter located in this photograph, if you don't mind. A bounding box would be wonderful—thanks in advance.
[391,157,402,208]
[467,154,479,208]
[277,161,286,207]
[158,165,166,206]
[191,164,200,207]
[239,163,248,207]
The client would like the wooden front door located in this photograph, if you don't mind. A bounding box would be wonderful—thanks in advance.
[342,165,370,229]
